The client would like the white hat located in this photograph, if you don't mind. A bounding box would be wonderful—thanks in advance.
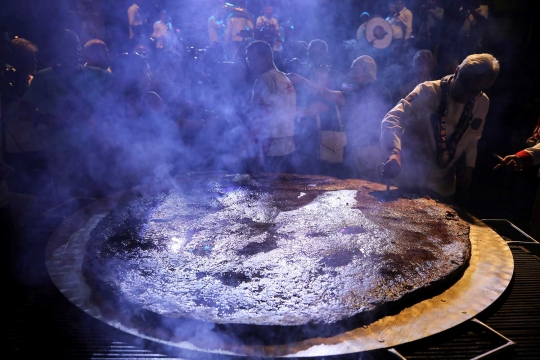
[352,55,377,81]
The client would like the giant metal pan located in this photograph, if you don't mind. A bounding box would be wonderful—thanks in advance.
[45,176,514,358]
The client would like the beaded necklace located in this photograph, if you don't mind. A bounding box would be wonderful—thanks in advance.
[431,75,476,168]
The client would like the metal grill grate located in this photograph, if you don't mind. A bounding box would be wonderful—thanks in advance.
[392,244,540,360]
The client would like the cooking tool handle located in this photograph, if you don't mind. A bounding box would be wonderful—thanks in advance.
[378,162,391,192]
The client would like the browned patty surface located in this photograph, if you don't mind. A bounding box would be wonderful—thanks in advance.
[84,174,471,326]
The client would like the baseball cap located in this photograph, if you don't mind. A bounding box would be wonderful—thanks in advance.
[352,55,377,81]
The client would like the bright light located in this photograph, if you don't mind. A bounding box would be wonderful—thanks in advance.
[170,236,185,252]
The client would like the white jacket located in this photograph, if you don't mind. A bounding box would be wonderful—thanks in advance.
[381,80,489,196]
[522,143,540,166]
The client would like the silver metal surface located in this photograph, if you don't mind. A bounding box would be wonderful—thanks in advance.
[45,189,514,358]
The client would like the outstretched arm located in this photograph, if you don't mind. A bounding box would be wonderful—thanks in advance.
[287,73,345,105]
[494,143,540,171]
[380,102,407,179]
[296,102,329,117]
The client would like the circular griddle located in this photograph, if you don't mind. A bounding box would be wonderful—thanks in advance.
[45,180,514,358]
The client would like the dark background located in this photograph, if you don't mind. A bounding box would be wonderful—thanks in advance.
[1,0,539,231]
[1,2,540,359]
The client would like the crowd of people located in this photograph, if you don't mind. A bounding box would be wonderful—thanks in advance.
[1,0,538,245]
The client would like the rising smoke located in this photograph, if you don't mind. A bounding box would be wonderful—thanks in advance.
[1,0,514,356]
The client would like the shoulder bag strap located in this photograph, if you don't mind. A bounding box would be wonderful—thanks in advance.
[334,102,344,132]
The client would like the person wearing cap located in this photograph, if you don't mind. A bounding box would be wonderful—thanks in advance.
[380,53,500,201]
[287,55,392,180]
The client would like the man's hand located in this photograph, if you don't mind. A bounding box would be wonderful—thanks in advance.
[460,166,474,191]
[382,149,402,179]
[493,155,524,171]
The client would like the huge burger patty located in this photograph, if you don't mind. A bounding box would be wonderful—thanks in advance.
[83,174,471,326]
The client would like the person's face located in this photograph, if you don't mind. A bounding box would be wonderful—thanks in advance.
[264,6,273,18]
[246,49,262,75]
[450,68,490,103]
[29,57,37,75]
[413,54,435,74]
[389,4,397,14]
[160,11,167,22]
[85,47,110,70]
[396,1,404,11]
[308,47,326,65]
[350,63,367,84]
[100,48,111,69]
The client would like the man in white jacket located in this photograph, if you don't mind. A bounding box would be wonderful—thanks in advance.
[380,53,500,199]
